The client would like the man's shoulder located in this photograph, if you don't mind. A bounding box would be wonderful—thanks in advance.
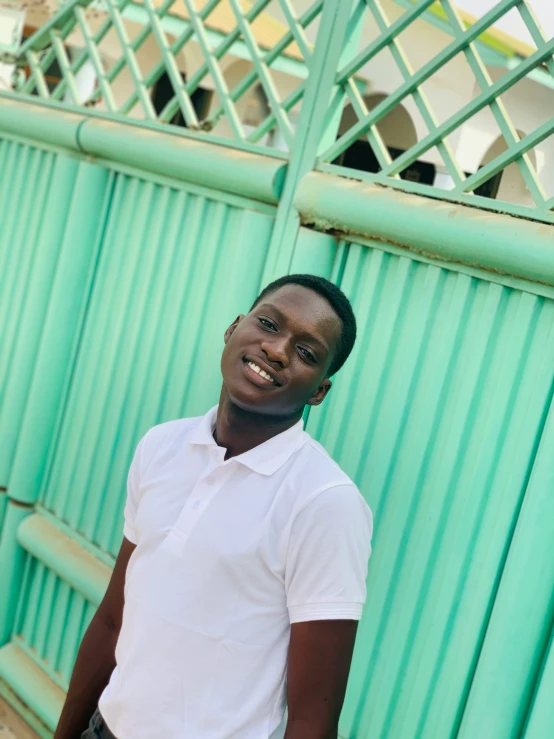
[143,415,199,444]
[137,415,203,464]
[288,436,373,542]
[296,435,355,488]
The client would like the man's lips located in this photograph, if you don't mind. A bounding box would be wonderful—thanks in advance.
[242,357,282,387]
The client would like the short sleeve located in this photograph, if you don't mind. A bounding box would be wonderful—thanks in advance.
[285,484,373,623]
[123,435,146,544]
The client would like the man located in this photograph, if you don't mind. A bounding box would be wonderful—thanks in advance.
[55,274,373,739]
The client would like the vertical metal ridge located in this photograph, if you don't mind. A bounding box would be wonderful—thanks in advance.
[74,181,170,539]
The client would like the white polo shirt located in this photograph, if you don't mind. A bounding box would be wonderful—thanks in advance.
[99,406,372,739]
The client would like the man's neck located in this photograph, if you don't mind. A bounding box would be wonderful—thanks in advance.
[215,388,303,459]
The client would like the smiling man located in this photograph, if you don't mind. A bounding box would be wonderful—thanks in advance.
[55,274,373,739]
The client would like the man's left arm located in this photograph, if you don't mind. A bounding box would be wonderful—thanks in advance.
[284,619,358,739]
[283,483,373,739]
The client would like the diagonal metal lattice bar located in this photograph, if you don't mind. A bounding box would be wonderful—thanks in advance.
[323,0,523,163]
[4,0,554,221]
[369,0,465,187]
[228,0,294,148]
[378,37,554,182]
[215,0,323,140]
[143,0,200,127]
[126,0,222,120]
[52,0,136,103]
[74,6,118,112]
[440,1,545,206]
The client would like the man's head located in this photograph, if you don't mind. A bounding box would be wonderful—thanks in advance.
[220,274,357,418]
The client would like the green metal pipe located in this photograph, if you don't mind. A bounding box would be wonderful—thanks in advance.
[457,390,554,738]
[17,515,110,606]
[0,503,32,646]
[294,171,554,289]
[0,97,85,152]
[78,117,286,204]
[0,98,287,204]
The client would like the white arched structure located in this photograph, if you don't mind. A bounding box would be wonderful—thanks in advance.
[476,132,537,207]
[338,93,418,154]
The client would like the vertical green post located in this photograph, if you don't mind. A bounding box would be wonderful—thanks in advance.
[457,390,554,739]
[261,0,358,284]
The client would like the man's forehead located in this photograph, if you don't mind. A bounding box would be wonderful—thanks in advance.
[259,283,336,317]
[255,285,342,344]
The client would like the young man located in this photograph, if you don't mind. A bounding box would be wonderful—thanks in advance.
[55,274,373,739]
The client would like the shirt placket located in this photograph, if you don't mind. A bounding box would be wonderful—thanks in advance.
[163,458,233,555]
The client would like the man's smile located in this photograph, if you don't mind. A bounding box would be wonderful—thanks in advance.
[242,356,282,388]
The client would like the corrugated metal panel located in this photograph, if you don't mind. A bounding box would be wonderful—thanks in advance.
[0,139,78,489]
[39,173,275,556]
[306,242,554,739]
[12,557,94,690]
[523,634,554,739]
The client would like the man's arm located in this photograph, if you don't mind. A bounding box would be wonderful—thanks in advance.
[284,619,358,739]
[54,537,136,739]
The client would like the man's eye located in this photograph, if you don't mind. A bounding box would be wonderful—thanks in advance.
[259,318,276,330]
[299,347,316,362]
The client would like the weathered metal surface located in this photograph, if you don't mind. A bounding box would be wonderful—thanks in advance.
[294,171,554,290]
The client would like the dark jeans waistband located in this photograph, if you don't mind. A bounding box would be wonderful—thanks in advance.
[81,707,118,739]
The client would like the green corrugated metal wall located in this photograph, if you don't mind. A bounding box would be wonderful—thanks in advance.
[1,122,554,737]
[0,141,102,505]
[40,175,274,557]
[307,242,554,738]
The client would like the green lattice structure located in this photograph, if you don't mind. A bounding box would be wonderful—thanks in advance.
[1,0,554,221]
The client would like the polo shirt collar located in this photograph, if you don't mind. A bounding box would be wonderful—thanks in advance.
[190,405,307,476]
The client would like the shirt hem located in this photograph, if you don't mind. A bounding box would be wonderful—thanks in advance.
[123,523,137,543]
[288,603,364,623]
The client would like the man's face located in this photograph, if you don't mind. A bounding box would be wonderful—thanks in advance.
[220,284,342,417]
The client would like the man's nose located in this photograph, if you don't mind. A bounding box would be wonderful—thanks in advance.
[261,337,289,368]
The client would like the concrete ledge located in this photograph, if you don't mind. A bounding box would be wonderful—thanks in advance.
[295,170,554,288]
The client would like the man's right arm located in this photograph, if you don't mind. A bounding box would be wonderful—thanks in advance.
[54,537,136,739]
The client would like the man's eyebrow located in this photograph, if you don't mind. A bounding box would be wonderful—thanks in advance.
[255,303,329,353]
[256,303,285,319]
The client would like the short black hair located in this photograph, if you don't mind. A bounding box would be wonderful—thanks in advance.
[251,274,357,376]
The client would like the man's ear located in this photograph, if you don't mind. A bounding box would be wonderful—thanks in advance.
[307,378,332,407]
[224,315,244,344]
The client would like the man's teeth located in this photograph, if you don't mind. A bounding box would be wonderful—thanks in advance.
[247,361,275,384]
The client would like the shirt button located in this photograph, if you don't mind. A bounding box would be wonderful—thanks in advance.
[192,500,200,510]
